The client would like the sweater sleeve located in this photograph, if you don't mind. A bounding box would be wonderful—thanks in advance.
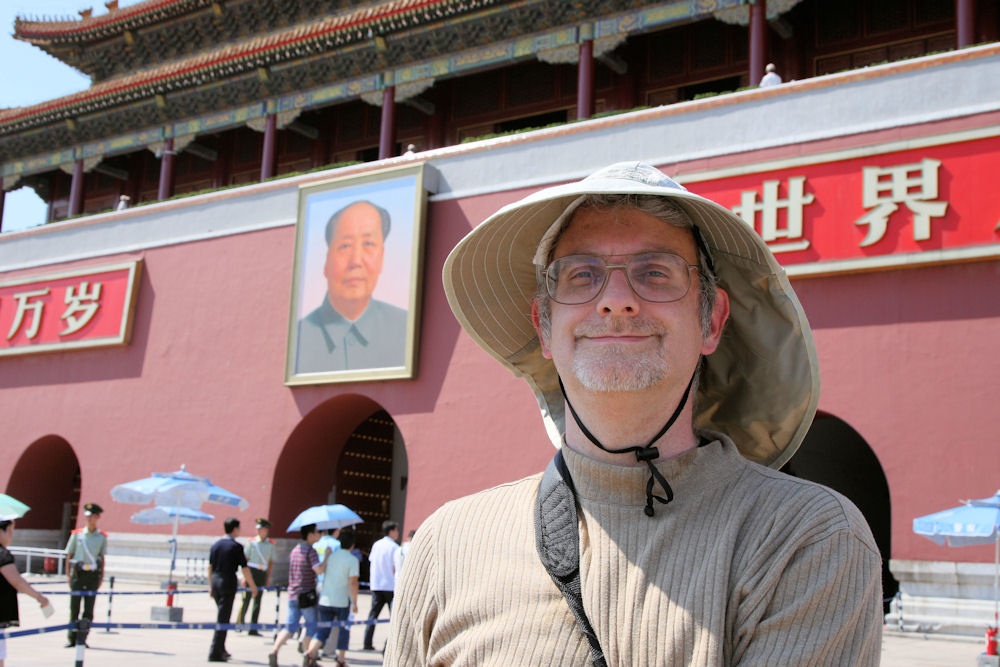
[731,526,883,666]
[385,512,440,665]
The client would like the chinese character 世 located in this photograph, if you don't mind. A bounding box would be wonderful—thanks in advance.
[60,281,103,335]
[731,176,815,253]
[855,158,948,247]
[6,288,50,340]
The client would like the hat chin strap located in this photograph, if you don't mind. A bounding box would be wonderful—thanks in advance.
[558,370,697,517]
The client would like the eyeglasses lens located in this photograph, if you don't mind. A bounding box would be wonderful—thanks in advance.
[546,253,692,304]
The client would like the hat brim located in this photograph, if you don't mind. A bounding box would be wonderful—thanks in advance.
[442,165,819,468]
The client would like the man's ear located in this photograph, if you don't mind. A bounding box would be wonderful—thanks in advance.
[531,299,553,359]
[700,287,730,356]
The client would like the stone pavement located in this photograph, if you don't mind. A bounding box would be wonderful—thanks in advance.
[1,576,994,665]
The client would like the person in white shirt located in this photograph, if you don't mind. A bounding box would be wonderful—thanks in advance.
[393,529,415,575]
[363,521,398,651]
[759,62,782,87]
[318,529,360,667]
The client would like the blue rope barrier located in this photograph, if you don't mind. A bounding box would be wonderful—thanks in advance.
[49,585,286,596]
[0,618,387,641]
[0,623,73,639]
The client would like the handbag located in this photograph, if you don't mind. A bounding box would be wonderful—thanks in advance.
[298,589,318,608]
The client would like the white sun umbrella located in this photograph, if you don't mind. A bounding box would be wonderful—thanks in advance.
[111,465,248,583]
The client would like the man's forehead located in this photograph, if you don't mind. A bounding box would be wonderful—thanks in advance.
[333,204,382,236]
[552,206,696,254]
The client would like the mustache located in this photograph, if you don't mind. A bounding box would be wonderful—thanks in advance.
[574,316,667,338]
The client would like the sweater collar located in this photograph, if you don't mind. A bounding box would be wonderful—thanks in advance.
[560,430,740,507]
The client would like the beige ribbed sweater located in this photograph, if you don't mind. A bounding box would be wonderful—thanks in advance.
[386,436,882,666]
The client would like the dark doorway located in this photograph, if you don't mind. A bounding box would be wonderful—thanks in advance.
[6,435,81,546]
[781,414,898,611]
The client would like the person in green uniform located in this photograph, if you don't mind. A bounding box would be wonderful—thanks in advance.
[64,502,107,648]
[237,517,275,636]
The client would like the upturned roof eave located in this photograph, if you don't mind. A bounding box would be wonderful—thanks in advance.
[1,0,460,133]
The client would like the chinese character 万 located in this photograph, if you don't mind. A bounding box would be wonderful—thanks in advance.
[6,288,50,340]
[855,158,948,247]
[60,281,103,335]
[731,176,814,253]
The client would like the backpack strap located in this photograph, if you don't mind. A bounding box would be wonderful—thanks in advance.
[535,450,607,667]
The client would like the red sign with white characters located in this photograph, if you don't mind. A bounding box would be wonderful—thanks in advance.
[684,135,1000,270]
[0,260,142,356]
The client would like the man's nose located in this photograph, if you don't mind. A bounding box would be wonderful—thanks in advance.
[595,267,639,315]
[347,244,364,265]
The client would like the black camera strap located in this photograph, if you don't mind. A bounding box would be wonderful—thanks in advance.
[534,449,607,667]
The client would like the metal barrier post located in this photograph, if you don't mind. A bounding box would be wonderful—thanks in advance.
[273,587,281,642]
[74,618,90,667]
[104,576,115,632]
[895,591,903,631]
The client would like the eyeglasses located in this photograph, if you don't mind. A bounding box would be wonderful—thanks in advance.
[542,252,698,305]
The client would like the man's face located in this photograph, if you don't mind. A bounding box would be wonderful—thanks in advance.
[324,203,385,319]
[257,526,269,540]
[389,527,399,542]
[86,513,100,530]
[534,206,727,394]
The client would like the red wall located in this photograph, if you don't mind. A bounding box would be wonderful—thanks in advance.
[2,171,999,567]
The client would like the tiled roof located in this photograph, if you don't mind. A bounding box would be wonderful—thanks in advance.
[1,0,464,132]
[15,1,208,43]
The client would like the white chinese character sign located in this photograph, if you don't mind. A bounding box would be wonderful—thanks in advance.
[685,135,1000,270]
[0,261,142,357]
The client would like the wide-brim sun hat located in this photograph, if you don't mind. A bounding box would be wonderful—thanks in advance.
[442,162,820,469]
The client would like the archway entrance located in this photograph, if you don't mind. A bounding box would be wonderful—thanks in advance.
[781,414,897,610]
[5,435,81,547]
[270,396,408,555]
[335,409,408,554]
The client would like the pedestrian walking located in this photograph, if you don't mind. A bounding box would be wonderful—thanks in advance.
[1,518,51,667]
[64,502,106,648]
[207,517,258,662]
[363,521,398,651]
[237,517,274,636]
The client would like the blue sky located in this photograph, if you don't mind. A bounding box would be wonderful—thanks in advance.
[1,1,144,233]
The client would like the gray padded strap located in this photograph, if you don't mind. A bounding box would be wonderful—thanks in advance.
[535,451,607,667]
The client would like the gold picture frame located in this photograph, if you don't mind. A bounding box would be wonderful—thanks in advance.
[285,163,427,385]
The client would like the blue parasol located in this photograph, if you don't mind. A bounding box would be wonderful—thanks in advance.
[287,504,363,532]
[111,465,248,583]
[914,490,1000,627]
[130,505,215,525]
[0,493,30,521]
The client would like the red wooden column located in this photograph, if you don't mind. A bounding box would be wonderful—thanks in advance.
[577,39,595,120]
[749,0,767,86]
[260,113,277,180]
[158,138,175,200]
[379,85,396,160]
[68,158,85,217]
[956,0,976,47]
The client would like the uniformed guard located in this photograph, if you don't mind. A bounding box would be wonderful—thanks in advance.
[236,517,275,636]
[64,502,106,648]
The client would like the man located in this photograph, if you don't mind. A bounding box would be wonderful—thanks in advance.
[268,524,325,667]
[64,502,106,648]
[318,529,360,667]
[393,529,415,576]
[236,517,274,637]
[207,518,258,662]
[296,200,408,373]
[387,163,882,664]
[363,521,398,652]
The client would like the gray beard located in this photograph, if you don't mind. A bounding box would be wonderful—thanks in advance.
[572,343,668,391]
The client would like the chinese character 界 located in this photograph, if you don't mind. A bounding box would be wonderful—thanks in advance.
[731,176,814,253]
[855,158,948,247]
[60,281,103,335]
[6,288,50,340]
